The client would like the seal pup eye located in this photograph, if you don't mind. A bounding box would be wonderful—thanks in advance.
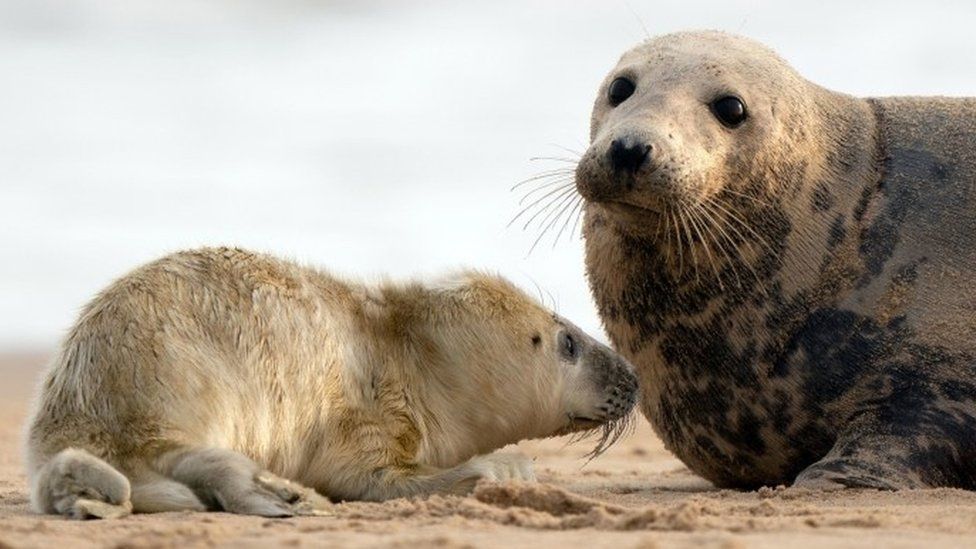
[608,77,636,107]
[711,96,748,127]
[559,331,578,360]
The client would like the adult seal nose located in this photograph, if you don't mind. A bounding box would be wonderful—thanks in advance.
[608,138,651,175]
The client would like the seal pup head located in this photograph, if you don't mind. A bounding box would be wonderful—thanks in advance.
[575,30,824,250]
[419,272,638,463]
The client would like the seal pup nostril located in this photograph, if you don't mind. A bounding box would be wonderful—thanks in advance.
[608,138,651,174]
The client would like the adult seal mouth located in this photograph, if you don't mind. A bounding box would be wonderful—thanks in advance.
[578,29,976,491]
[596,200,663,223]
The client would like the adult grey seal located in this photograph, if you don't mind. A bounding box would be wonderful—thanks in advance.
[27,247,637,518]
[575,30,976,489]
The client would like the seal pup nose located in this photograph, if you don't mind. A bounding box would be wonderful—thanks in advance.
[608,138,651,174]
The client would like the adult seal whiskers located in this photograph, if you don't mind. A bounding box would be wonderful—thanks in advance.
[576,30,976,490]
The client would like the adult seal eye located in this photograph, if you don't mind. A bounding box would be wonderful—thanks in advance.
[560,332,578,360]
[608,77,636,107]
[711,95,748,127]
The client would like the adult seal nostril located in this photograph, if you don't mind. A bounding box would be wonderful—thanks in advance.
[608,138,651,174]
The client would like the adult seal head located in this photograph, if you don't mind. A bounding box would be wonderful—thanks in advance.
[576,30,976,490]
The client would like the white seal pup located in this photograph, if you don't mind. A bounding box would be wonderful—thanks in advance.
[26,247,637,518]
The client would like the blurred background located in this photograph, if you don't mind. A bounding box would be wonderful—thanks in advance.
[1,0,975,351]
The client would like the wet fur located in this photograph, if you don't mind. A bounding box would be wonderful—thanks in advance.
[579,31,976,490]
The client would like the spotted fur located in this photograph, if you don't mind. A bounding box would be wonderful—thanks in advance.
[577,31,976,489]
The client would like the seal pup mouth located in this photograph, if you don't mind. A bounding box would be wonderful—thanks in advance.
[564,409,638,461]
[558,378,639,460]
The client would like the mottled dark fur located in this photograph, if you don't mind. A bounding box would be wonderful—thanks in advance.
[578,31,976,490]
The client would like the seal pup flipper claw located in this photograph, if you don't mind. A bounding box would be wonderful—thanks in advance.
[254,473,334,516]
[71,498,133,520]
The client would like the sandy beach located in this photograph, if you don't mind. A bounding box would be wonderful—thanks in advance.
[2,352,976,548]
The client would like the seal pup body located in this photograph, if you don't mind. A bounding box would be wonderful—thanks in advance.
[27,247,637,518]
[576,31,976,489]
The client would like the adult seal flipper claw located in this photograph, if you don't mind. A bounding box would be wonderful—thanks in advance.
[576,30,976,490]
[793,416,926,491]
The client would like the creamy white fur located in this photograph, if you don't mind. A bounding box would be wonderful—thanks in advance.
[26,247,631,518]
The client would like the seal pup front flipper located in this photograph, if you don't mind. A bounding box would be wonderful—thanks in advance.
[357,453,537,500]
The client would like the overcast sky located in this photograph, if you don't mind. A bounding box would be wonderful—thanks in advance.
[1,0,975,349]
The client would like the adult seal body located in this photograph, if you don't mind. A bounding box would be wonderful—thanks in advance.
[576,30,976,490]
[27,247,637,518]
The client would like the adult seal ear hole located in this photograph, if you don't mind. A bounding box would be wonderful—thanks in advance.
[576,30,976,491]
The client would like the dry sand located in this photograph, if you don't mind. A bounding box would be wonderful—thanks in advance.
[2,353,976,548]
